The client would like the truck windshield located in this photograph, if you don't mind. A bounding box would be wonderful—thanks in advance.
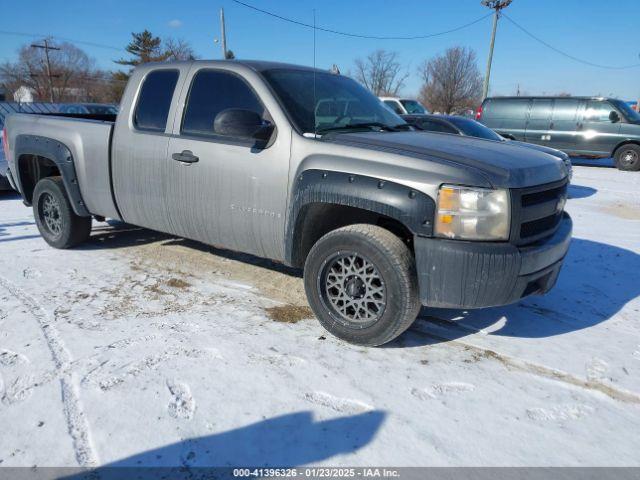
[262,68,408,135]
[610,99,640,123]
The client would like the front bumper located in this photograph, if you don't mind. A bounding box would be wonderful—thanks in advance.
[414,213,572,309]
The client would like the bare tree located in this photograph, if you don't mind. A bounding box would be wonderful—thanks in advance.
[164,38,197,61]
[353,50,408,96]
[418,47,482,114]
[0,39,100,102]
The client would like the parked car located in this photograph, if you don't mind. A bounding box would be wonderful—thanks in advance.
[403,113,572,180]
[478,96,640,171]
[379,96,429,115]
[58,103,119,115]
[3,60,571,346]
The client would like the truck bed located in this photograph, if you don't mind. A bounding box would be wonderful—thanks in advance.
[4,113,119,219]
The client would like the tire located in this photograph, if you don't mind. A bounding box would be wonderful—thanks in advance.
[32,176,92,249]
[614,144,640,171]
[304,224,420,346]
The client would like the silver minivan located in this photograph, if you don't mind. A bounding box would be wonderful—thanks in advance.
[478,96,640,171]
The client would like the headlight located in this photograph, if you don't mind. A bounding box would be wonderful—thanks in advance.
[435,185,510,241]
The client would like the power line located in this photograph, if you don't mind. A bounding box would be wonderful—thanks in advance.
[502,14,640,70]
[0,30,122,52]
[230,0,493,40]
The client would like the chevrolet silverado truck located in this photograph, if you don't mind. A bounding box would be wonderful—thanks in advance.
[2,60,572,346]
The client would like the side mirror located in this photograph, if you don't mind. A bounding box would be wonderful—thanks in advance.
[609,111,620,123]
[213,108,274,140]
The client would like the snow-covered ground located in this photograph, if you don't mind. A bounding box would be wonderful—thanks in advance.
[0,164,639,468]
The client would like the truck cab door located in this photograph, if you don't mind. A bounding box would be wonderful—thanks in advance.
[112,67,187,233]
[575,100,622,156]
[164,66,290,261]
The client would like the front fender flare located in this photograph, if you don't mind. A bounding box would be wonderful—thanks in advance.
[285,169,435,265]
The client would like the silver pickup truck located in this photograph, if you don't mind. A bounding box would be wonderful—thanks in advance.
[2,60,572,346]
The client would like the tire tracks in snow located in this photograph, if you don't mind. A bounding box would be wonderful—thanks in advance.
[412,321,640,405]
[0,275,98,467]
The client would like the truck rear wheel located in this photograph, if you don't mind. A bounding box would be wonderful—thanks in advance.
[304,224,420,346]
[614,144,640,171]
[33,176,92,249]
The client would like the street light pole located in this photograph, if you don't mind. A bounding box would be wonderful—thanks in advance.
[481,0,512,101]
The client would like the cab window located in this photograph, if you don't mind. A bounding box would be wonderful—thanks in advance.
[134,70,179,132]
[182,69,267,138]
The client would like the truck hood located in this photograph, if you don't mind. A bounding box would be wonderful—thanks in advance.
[325,131,567,188]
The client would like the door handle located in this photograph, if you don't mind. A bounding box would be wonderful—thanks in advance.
[172,150,199,163]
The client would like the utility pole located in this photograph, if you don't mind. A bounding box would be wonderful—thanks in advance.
[220,8,228,59]
[481,0,512,100]
[31,39,60,103]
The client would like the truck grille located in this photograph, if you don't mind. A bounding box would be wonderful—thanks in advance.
[510,178,568,246]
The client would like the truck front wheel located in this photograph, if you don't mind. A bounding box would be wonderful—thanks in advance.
[304,224,420,346]
[33,177,92,249]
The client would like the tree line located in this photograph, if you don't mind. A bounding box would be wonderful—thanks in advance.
[354,47,483,114]
[1,32,482,113]
[0,30,195,104]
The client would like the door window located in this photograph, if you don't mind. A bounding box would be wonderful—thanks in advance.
[134,70,179,132]
[584,101,616,123]
[181,70,266,138]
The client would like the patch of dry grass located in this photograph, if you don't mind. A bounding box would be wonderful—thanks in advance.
[166,278,192,289]
[265,305,314,323]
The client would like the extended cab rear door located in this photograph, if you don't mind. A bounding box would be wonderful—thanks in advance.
[112,65,190,233]
[164,64,291,261]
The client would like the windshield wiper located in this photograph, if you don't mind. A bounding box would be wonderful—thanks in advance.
[318,122,412,134]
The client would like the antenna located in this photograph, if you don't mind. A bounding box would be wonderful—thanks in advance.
[313,9,317,137]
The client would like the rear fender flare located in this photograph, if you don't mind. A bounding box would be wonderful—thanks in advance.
[14,134,90,216]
